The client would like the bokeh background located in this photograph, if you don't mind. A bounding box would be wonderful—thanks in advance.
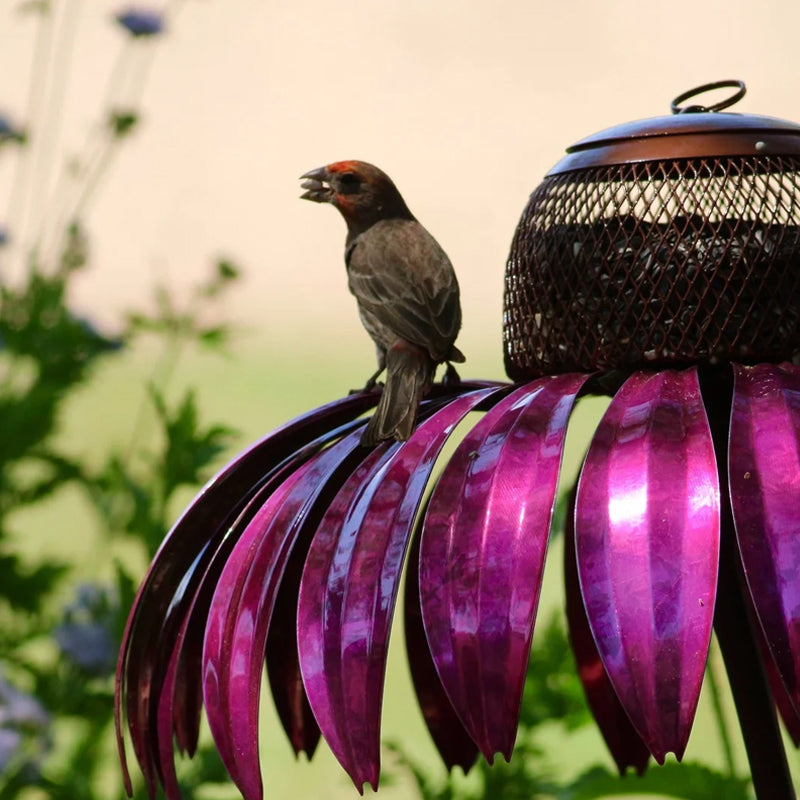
[6,0,800,382]
[2,1,800,798]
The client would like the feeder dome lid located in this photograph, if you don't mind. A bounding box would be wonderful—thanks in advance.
[548,80,800,175]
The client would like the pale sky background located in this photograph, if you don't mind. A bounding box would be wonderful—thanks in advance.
[2,0,800,380]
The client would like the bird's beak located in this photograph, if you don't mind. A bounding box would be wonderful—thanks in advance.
[300,166,332,203]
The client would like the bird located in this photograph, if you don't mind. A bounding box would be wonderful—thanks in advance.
[300,160,465,446]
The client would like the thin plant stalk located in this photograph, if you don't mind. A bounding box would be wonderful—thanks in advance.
[6,1,55,277]
[706,640,738,779]
[27,0,83,257]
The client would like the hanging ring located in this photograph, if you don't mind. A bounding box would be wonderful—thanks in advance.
[670,80,746,115]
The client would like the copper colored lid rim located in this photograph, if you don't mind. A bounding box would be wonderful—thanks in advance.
[546,81,800,174]
[547,129,800,175]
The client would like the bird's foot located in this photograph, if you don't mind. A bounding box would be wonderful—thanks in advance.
[442,362,461,386]
[349,379,384,395]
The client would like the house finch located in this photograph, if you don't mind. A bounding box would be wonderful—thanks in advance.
[300,160,465,446]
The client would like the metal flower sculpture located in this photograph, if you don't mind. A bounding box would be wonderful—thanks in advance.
[117,82,800,800]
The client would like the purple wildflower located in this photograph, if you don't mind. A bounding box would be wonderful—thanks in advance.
[114,7,164,37]
[55,584,117,676]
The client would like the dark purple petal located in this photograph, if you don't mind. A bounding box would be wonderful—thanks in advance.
[751,598,800,746]
[156,624,189,800]
[297,388,500,791]
[404,520,479,772]
[206,429,374,800]
[420,374,589,761]
[576,368,719,763]
[297,444,397,792]
[265,556,322,760]
[116,394,376,796]
[729,362,800,718]
[563,489,650,775]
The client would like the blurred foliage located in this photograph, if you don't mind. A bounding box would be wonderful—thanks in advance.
[0,3,239,797]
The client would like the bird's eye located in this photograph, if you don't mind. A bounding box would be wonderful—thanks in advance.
[339,172,361,193]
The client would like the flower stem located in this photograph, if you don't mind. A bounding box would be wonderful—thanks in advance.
[6,2,54,276]
[27,0,83,256]
[706,641,737,778]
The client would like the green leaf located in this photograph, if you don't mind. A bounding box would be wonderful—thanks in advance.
[520,611,593,732]
[197,324,230,349]
[560,763,751,800]
[108,110,139,138]
[0,552,67,612]
[151,387,235,500]
[216,258,240,281]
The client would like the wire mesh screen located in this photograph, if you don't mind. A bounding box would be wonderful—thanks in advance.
[504,156,800,381]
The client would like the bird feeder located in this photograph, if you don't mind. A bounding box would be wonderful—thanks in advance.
[504,80,800,381]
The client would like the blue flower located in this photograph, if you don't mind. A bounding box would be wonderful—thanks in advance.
[0,669,50,773]
[114,7,164,37]
[0,114,24,143]
[54,584,117,676]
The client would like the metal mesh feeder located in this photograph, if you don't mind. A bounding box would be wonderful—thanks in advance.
[504,80,800,380]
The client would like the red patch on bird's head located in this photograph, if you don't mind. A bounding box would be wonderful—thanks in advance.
[327,160,362,175]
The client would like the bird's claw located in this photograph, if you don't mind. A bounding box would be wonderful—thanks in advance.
[350,380,384,395]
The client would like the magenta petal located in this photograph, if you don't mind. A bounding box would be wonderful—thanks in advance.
[751,596,800,746]
[563,490,650,775]
[420,374,589,761]
[116,394,376,795]
[299,388,502,791]
[265,545,322,760]
[156,623,191,800]
[404,522,479,772]
[729,362,800,716]
[204,429,369,800]
[576,368,719,763]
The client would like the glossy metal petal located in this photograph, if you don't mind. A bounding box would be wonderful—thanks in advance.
[752,599,800,746]
[156,619,191,800]
[116,394,376,797]
[420,374,589,761]
[563,489,650,775]
[265,541,322,761]
[204,430,368,800]
[729,362,800,717]
[404,520,479,772]
[576,368,719,763]
[298,388,501,791]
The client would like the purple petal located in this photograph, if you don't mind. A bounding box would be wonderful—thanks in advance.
[420,374,589,761]
[116,394,376,795]
[204,429,369,800]
[576,368,719,763]
[751,597,800,746]
[265,544,321,760]
[729,362,800,717]
[563,489,650,775]
[298,388,500,791]
[404,521,479,772]
[156,624,190,800]
[297,444,397,792]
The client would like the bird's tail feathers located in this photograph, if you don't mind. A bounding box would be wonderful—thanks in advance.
[361,342,434,446]
[448,344,466,363]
